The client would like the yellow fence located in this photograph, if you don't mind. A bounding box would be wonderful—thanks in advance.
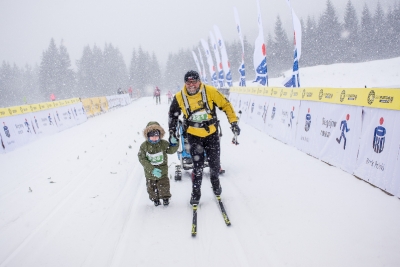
[0,98,81,118]
[230,87,400,111]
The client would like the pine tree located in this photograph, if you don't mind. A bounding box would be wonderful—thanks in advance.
[39,38,60,101]
[316,0,342,64]
[59,41,76,99]
[272,15,292,76]
[302,16,318,67]
[360,3,374,61]
[372,2,386,59]
[343,0,359,62]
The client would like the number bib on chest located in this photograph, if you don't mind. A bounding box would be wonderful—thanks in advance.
[146,151,164,165]
[190,110,208,123]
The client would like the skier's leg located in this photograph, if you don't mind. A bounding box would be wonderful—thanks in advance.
[188,134,205,204]
[146,179,160,205]
[204,132,222,195]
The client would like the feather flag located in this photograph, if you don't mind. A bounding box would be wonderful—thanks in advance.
[209,31,225,88]
[253,0,268,86]
[200,39,218,87]
[213,25,232,87]
[197,47,208,84]
[284,0,302,87]
[191,51,203,82]
[234,7,246,86]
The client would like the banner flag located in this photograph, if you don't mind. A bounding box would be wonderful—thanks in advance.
[213,25,233,87]
[253,0,268,86]
[191,51,203,82]
[284,0,302,87]
[200,39,218,87]
[234,7,246,87]
[209,31,225,88]
[197,47,208,84]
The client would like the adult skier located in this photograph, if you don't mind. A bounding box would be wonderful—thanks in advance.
[168,70,240,205]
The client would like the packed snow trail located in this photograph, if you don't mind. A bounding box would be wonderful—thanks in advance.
[0,97,400,267]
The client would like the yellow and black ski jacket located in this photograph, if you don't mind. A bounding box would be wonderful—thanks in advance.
[168,83,238,137]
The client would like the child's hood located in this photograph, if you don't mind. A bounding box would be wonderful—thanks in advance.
[143,121,165,139]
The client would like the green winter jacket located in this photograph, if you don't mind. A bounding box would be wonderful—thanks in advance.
[138,121,178,180]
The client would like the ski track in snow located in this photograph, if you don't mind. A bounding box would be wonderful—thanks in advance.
[1,96,400,267]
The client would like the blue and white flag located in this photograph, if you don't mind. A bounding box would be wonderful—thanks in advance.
[191,51,203,82]
[209,31,225,88]
[234,7,246,86]
[253,0,268,86]
[200,39,218,87]
[284,0,302,87]
[197,47,208,84]
[214,25,232,87]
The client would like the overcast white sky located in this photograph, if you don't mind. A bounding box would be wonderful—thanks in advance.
[0,0,393,69]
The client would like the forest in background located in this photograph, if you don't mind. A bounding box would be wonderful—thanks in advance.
[0,0,399,107]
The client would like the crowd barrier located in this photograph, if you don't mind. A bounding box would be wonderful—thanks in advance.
[229,86,400,198]
[0,94,133,153]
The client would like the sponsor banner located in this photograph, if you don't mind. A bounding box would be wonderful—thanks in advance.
[294,101,321,157]
[0,102,87,153]
[230,87,400,110]
[1,116,27,152]
[278,99,300,146]
[263,98,281,138]
[236,93,252,124]
[354,107,400,197]
[247,95,270,132]
[316,103,363,173]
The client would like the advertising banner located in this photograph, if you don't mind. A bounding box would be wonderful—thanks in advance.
[294,101,322,157]
[354,107,400,197]
[316,103,363,173]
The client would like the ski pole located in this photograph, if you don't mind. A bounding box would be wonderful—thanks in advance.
[232,110,242,145]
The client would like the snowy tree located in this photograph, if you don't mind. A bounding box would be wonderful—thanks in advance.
[39,38,60,101]
[316,0,342,64]
[58,41,76,99]
[343,0,360,62]
[269,15,292,76]
[372,2,386,59]
[360,3,374,61]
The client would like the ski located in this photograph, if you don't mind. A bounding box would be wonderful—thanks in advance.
[216,195,231,226]
[191,204,198,236]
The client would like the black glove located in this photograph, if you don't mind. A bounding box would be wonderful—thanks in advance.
[231,122,240,136]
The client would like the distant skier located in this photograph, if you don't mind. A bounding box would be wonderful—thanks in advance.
[154,87,161,104]
[167,90,173,104]
[137,121,178,206]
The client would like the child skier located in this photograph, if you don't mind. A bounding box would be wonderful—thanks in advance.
[138,121,178,206]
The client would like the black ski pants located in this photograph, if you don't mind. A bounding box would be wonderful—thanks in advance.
[187,131,221,197]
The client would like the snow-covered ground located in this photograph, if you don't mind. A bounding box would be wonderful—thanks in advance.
[273,57,400,88]
[0,58,400,267]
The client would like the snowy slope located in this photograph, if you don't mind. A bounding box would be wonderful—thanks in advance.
[1,59,400,267]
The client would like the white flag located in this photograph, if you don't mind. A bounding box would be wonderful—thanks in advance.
[200,39,218,87]
[284,0,302,87]
[191,51,203,82]
[253,0,268,86]
[209,31,225,88]
[197,47,208,84]
[234,7,246,86]
[213,25,232,87]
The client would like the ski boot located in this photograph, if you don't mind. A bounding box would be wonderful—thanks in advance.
[163,198,170,206]
[153,199,161,206]
[211,179,222,196]
[190,192,201,205]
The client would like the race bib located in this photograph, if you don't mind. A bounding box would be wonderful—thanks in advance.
[191,110,208,123]
[146,151,164,165]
